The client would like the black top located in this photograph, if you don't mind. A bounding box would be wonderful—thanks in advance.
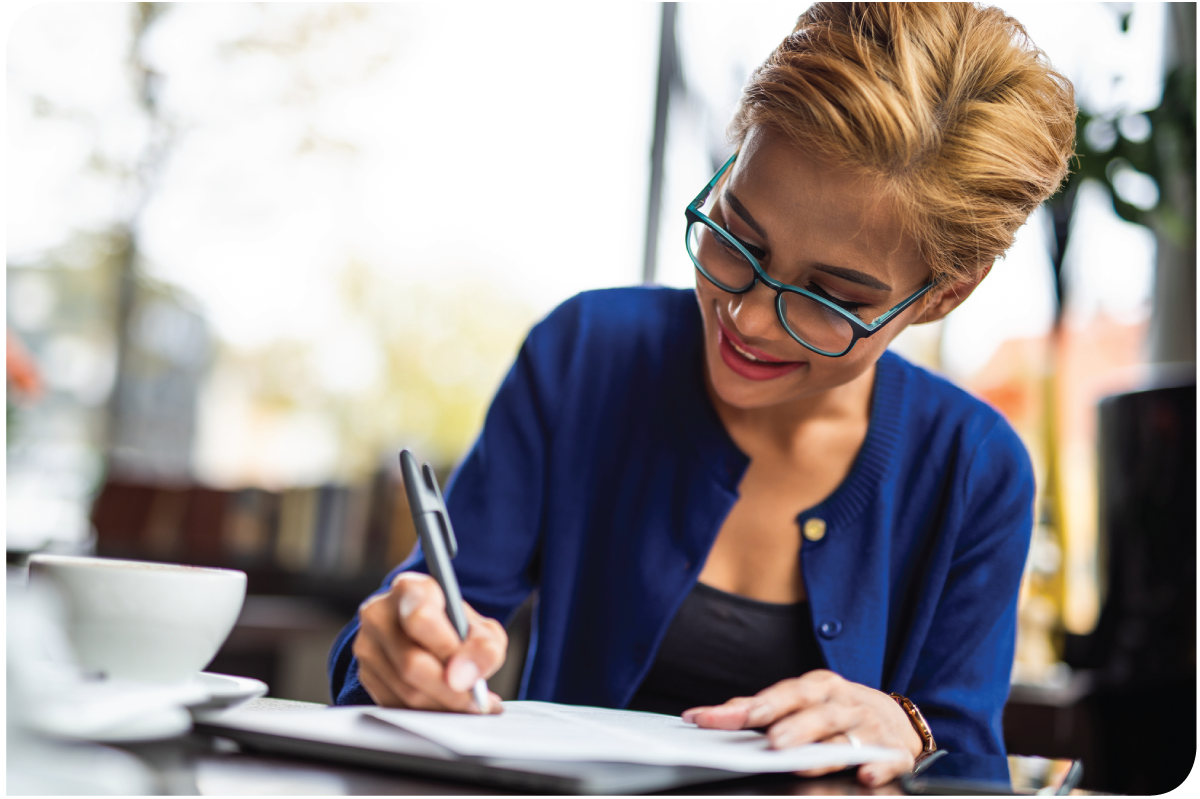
[626,581,826,716]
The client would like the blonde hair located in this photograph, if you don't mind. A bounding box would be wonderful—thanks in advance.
[730,2,1076,281]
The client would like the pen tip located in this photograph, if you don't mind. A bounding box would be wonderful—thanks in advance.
[472,680,491,714]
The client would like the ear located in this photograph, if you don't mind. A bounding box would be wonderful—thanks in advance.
[911,264,992,325]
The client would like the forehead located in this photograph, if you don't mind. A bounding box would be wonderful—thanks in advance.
[728,128,926,280]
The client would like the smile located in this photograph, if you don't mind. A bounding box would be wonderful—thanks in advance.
[715,318,806,381]
[729,338,769,362]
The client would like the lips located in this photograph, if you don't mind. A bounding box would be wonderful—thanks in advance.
[716,319,805,381]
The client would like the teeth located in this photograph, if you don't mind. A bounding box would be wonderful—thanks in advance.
[731,340,766,362]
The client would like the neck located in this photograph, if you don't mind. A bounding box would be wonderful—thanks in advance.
[707,363,877,457]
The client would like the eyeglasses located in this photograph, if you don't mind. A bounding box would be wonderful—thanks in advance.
[685,153,937,358]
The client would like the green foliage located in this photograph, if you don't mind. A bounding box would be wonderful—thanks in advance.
[206,261,539,483]
[1068,65,1197,247]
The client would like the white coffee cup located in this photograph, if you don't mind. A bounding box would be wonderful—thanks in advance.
[27,554,247,684]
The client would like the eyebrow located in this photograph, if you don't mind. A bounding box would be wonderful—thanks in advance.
[725,190,894,293]
[816,265,893,292]
[724,191,769,242]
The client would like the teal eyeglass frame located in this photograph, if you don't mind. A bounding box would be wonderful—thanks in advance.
[685,153,938,357]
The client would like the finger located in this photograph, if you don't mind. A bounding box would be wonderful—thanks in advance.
[793,764,848,778]
[393,574,463,662]
[354,623,445,709]
[470,691,505,716]
[767,702,864,749]
[684,696,759,730]
[749,670,842,727]
[389,671,459,711]
[462,601,491,627]
[359,591,419,680]
[858,757,914,788]
[357,659,407,708]
[448,615,507,690]
[462,605,509,679]
[790,733,867,778]
[690,671,843,731]
[396,642,479,712]
[357,616,478,712]
[353,613,406,690]
[390,668,476,712]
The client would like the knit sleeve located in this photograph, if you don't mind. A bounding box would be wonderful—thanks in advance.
[327,302,573,705]
[902,416,1035,754]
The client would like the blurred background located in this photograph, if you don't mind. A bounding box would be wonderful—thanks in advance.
[7,3,1194,792]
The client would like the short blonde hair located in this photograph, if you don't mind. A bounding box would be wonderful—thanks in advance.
[730,2,1076,281]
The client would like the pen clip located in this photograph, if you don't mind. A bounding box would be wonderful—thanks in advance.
[422,463,458,559]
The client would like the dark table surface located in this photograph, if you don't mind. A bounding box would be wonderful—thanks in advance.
[116,698,907,796]
[118,698,1115,796]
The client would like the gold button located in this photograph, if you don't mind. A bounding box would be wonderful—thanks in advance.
[803,518,827,542]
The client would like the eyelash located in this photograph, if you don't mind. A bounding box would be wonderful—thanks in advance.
[720,228,867,317]
[805,282,867,316]
[718,228,767,260]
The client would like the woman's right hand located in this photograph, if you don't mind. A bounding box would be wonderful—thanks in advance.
[353,572,508,713]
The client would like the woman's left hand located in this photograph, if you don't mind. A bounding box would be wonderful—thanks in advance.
[682,669,923,788]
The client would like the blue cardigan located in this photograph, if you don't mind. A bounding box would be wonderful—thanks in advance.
[329,287,1034,756]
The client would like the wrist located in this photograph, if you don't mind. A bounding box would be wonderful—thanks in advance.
[889,693,937,763]
[885,695,923,759]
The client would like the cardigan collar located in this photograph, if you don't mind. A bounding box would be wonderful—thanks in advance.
[666,294,908,524]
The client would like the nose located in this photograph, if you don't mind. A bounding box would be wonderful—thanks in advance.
[727,280,779,340]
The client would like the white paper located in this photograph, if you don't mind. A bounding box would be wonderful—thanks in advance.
[367,701,907,773]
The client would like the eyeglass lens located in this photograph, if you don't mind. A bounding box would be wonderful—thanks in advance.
[687,220,854,354]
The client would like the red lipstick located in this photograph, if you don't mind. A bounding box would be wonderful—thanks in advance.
[716,319,805,381]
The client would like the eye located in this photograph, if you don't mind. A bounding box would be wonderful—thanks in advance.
[720,227,766,260]
[806,282,868,319]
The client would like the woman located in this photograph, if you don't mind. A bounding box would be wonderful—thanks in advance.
[330,2,1075,787]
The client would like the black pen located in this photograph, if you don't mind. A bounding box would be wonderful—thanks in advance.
[398,448,490,712]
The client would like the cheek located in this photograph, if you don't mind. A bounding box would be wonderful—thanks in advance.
[813,336,881,377]
[694,284,721,337]
[780,338,880,396]
[694,285,883,406]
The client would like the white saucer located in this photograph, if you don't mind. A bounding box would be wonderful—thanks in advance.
[186,672,269,715]
[88,705,195,743]
[24,673,209,743]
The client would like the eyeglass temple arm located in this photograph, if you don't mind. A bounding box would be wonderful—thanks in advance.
[868,278,941,328]
[689,153,740,210]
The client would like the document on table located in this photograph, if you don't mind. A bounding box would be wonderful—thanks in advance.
[366,701,907,773]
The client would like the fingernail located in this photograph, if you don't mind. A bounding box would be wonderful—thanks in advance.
[447,659,480,692]
[398,592,419,619]
[681,710,698,723]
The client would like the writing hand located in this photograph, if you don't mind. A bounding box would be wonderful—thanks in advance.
[683,669,921,787]
[354,572,507,713]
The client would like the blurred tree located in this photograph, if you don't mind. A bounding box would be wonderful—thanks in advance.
[1027,2,1196,673]
[195,261,535,487]
[1059,3,1196,362]
[103,3,218,482]
[328,262,536,478]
